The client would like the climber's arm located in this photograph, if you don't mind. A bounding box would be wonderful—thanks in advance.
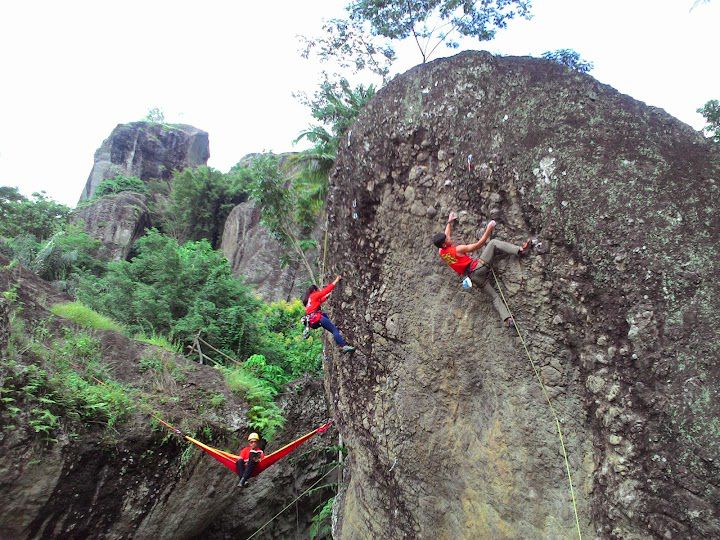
[456,221,495,254]
[444,212,457,243]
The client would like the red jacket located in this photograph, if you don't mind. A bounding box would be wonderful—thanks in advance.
[439,244,479,275]
[239,446,265,462]
[305,282,335,315]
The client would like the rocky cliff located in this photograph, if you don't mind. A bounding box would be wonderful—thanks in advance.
[221,201,305,302]
[79,122,210,201]
[0,256,334,539]
[324,51,719,539]
[71,192,151,260]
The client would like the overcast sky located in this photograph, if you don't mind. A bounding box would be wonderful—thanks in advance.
[1,0,717,207]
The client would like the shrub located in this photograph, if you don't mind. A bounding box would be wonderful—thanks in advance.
[94,175,149,198]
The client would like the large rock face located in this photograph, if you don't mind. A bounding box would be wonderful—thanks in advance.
[221,201,306,302]
[79,122,210,201]
[71,191,151,260]
[325,51,719,539]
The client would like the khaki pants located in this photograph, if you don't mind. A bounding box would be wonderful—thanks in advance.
[468,240,520,322]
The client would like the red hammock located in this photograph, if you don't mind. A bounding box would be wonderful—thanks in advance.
[155,417,332,477]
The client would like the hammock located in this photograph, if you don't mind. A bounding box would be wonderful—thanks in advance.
[155,417,332,477]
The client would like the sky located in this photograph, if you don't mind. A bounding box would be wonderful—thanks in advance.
[0,0,718,207]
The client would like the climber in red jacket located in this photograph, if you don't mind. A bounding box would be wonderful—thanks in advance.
[432,211,531,329]
[302,276,355,353]
[236,432,264,487]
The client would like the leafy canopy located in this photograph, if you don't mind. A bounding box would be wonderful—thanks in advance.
[159,166,246,249]
[0,188,70,241]
[541,49,594,73]
[348,0,533,63]
[698,99,720,143]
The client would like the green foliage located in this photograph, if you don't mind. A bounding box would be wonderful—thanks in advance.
[348,0,533,63]
[51,301,125,332]
[77,229,260,360]
[31,224,106,282]
[299,17,395,80]
[94,175,148,198]
[698,99,720,142]
[0,188,70,241]
[541,49,594,73]
[221,363,285,440]
[310,496,335,539]
[145,107,166,123]
[161,166,246,248]
[240,155,321,283]
[1,331,134,441]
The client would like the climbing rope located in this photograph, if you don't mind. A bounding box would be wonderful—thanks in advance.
[244,463,340,540]
[491,267,583,540]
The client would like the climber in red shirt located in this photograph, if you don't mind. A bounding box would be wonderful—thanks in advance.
[302,275,355,354]
[432,211,531,329]
[236,432,264,487]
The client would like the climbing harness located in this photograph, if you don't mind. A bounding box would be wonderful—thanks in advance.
[154,416,332,479]
[490,267,583,539]
[244,463,340,540]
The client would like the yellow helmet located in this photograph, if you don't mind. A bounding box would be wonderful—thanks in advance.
[248,432,260,442]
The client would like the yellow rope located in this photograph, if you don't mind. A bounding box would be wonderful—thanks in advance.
[491,267,583,540]
[244,463,340,540]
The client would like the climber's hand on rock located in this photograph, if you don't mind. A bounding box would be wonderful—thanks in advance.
[487,220,496,231]
[448,211,458,223]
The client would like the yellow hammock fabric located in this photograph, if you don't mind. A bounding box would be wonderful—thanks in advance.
[155,417,332,477]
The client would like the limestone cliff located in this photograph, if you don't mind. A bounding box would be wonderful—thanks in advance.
[325,51,719,539]
[79,122,210,201]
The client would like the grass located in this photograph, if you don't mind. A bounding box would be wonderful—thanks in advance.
[50,301,124,332]
[134,332,181,353]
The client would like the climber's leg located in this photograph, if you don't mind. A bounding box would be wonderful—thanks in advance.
[482,281,511,322]
[318,314,348,347]
[478,239,520,265]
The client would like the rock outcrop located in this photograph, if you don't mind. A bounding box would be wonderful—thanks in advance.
[221,201,305,302]
[71,191,151,260]
[79,122,210,201]
[325,51,719,539]
[0,256,334,539]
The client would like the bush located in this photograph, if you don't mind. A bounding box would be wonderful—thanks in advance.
[0,188,70,241]
[94,175,148,198]
[32,225,105,282]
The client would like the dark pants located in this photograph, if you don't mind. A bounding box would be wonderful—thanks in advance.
[236,459,256,482]
[312,313,347,346]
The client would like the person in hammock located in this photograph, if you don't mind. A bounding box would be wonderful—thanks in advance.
[237,432,264,487]
[302,275,355,354]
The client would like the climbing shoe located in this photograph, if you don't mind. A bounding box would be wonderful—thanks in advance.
[504,317,517,330]
[341,345,356,354]
[518,238,532,257]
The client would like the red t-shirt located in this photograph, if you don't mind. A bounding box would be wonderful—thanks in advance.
[439,244,478,275]
[305,282,335,314]
[239,446,265,462]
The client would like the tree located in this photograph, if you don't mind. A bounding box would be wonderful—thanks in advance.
[299,17,396,81]
[697,99,720,143]
[348,0,533,63]
[541,49,594,73]
[242,154,321,285]
[0,188,70,241]
[161,166,246,248]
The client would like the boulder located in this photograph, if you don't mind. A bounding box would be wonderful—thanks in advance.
[79,122,209,201]
[71,191,151,260]
[220,201,306,302]
[325,51,719,539]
